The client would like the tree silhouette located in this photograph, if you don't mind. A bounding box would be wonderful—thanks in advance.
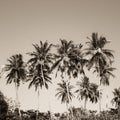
[75,76,99,110]
[0,91,8,120]
[27,41,53,120]
[4,54,26,109]
[56,80,74,119]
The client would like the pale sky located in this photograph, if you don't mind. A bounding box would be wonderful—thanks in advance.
[0,0,120,113]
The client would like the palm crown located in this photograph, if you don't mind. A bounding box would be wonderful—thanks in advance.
[99,65,116,86]
[75,76,99,109]
[56,80,74,104]
[85,33,114,72]
[75,76,92,101]
[4,54,26,87]
[27,41,53,90]
[51,39,87,78]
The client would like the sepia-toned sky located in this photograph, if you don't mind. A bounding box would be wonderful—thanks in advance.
[0,0,120,113]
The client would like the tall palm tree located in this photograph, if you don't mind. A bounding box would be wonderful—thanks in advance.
[4,54,26,108]
[94,64,115,111]
[55,80,74,118]
[84,33,115,111]
[75,76,99,111]
[27,41,53,119]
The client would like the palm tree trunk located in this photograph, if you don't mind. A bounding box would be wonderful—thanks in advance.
[36,87,40,120]
[99,95,101,112]
[15,82,22,120]
[15,82,19,108]
[84,98,87,111]
[66,82,73,120]
[41,64,45,85]
[65,72,74,120]
[118,105,120,119]
[48,102,52,120]
[66,103,69,120]
[99,81,102,112]
[70,106,74,120]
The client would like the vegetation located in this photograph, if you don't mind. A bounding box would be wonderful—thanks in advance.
[0,33,118,120]
[75,76,99,111]
[0,91,8,120]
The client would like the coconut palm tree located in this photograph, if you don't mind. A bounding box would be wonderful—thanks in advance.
[84,33,115,84]
[51,39,74,78]
[84,33,114,72]
[55,80,74,119]
[68,43,88,78]
[51,39,87,78]
[75,76,99,111]
[4,54,26,108]
[27,41,53,119]
[84,33,115,111]
[94,64,115,111]
[89,83,99,104]
[75,76,90,111]
[99,65,116,86]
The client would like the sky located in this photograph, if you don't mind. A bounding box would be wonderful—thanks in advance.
[0,0,120,113]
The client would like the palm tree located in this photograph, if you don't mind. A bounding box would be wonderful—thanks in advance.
[51,39,87,78]
[75,76,99,111]
[84,33,115,111]
[51,39,74,78]
[27,41,53,119]
[84,33,114,72]
[68,43,88,78]
[4,54,26,109]
[51,39,88,119]
[94,64,115,111]
[89,83,99,104]
[55,80,74,119]
[112,88,120,118]
[99,65,116,86]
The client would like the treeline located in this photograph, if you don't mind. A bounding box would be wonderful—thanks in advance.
[1,32,120,120]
